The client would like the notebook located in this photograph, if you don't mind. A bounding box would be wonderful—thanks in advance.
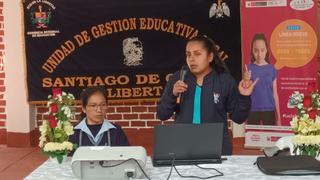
[152,123,224,166]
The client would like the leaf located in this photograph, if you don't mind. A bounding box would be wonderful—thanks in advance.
[54,133,62,138]
[57,154,63,164]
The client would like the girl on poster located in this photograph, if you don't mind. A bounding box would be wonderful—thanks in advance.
[247,33,281,126]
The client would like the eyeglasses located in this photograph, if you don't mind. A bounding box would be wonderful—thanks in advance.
[87,104,108,111]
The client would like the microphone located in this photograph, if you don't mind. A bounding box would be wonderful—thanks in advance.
[176,65,187,104]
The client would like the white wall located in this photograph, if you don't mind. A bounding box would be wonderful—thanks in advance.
[4,0,33,133]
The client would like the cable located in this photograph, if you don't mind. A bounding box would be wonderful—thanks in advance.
[99,158,151,180]
[166,155,175,180]
[174,164,224,179]
[194,164,224,177]
[165,154,224,179]
[131,158,151,180]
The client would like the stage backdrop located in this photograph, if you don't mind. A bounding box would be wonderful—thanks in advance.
[23,0,241,102]
[241,0,318,147]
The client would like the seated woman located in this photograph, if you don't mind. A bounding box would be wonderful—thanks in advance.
[69,87,129,155]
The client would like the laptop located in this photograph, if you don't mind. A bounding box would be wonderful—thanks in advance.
[152,123,224,167]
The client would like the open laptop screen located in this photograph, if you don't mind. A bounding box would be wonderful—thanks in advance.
[152,123,223,166]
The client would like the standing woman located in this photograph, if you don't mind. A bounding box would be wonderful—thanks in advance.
[247,33,280,126]
[69,87,129,155]
[157,35,257,155]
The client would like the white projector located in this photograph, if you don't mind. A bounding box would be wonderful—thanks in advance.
[71,146,147,180]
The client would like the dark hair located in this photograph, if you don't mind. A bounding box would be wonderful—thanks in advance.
[79,86,107,120]
[250,33,270,63]
[187,35,228,74]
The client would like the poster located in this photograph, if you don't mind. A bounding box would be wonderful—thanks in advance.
[241,0,318,147]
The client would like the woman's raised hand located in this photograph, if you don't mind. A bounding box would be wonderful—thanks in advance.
[238,65,258,96]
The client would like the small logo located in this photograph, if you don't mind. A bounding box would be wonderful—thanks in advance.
[290,0,314,11]
[31,4,52,28]
[245,0,287,8]
[122,37,144,67]
[213,92,220,104]
[26,0,59,38]
[27,1,56,29]
[209,0,230,18]
[251,134,260,142]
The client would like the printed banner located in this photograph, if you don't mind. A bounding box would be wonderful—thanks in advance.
[23,0,242,101]
[241,0,318,147]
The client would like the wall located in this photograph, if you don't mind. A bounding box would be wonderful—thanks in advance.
[1,0,36,147]
[36,101,166,128]
[0,0,5,144]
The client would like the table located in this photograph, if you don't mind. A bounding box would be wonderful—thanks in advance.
[24,156,319,180]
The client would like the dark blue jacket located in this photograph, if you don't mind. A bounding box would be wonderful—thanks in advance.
[68,121,129,156]
[157,70,251,155]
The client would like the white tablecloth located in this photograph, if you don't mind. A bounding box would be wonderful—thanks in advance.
[24,156,319,180]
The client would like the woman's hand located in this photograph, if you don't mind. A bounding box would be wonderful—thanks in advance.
[173,80,188,96]
[239,79,258,96]
[238,65,258,96]
[242,66,251,88]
